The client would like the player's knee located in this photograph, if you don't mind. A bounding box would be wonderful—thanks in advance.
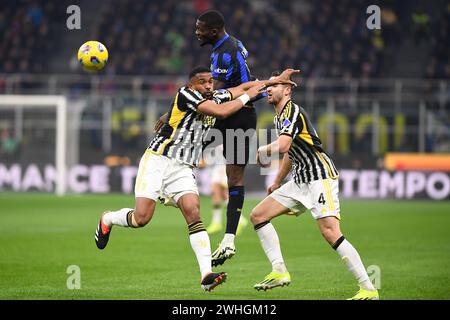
[133,209,152,227]
[320,225,340,244]
[226,166,244,187]
[184,204,201,224]
[250,207,265,225]
[227,176,243,187]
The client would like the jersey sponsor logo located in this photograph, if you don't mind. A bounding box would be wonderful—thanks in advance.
[214,68,228,74]
[282,119,292,127]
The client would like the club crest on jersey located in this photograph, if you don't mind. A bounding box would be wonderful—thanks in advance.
[283,119,292,127]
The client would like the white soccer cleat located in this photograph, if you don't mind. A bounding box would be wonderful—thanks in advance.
[157,195,178,208]
[211,243,236,267]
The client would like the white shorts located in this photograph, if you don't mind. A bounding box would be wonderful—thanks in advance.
[270,178,341,220]
[134,151,198,203]
[211,164,228,188]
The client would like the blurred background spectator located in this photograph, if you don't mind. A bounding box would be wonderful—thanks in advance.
[0,0,447,80]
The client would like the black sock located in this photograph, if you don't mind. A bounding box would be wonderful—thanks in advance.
[225,186,245,234]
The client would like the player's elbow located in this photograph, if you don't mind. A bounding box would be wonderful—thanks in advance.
[278,141,291,154]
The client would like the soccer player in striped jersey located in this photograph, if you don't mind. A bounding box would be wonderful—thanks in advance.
[94,67,295,291]
[251,71,379,300]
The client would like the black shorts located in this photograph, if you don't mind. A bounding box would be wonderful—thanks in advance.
[213,107,257,167]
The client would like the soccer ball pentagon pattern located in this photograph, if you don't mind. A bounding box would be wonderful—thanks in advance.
[77,41,108,71]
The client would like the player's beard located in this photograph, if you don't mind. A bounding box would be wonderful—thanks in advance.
[198,38,213,47]
[204,91,213,99]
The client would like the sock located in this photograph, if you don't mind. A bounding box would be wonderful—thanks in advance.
[255,221,287,273]
[211,203,222,225]
[188,221,212,279]
[333,236,376,291]
[103,208,134,227]
[226,186,245,234]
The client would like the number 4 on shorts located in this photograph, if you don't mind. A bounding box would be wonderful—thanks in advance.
[318,193,326,205]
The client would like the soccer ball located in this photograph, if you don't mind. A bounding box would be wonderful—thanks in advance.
[77,41,108,71]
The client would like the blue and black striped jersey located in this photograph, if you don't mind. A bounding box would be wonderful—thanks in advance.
[210,34,251,88]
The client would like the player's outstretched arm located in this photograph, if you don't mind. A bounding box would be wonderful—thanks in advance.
[226,68,300,99]
[198,84,265,119]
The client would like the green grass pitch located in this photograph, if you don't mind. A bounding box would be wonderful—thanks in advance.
[0,193,449,300]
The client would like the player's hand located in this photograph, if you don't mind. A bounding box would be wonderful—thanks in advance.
[265,78,298,88]
[246,84,266,100]
[277,68,301,86]
[256,147,271,168]
[198,159,207,169]
[154,112,168,133]
[267,183,281,195]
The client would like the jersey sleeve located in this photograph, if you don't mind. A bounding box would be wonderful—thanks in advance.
[279,104,302,137]
[211,53,233,83]
[177,87,206,112]
[212,89,233,104]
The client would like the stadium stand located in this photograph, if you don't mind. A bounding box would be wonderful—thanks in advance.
[0,0,447,80]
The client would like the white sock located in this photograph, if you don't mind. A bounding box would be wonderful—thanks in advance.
[255,222,287,273]
[189,230,212,279]
[222,233,235,246]
[335,238,376,291]
[102,208,133,227]
[211,205,222,225]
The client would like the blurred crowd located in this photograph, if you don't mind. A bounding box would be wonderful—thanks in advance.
[0,0,70,73]
[89,0,385,79]
[0,0,448,79]
[425,4,450,79]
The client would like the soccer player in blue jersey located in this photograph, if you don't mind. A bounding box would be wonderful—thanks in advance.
[195,10,261,266]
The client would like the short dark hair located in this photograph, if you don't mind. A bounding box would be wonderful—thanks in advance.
[189,66,211,79]
[198,10,225,29]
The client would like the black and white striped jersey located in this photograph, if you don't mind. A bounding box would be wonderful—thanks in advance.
[148,87,232,166]
[274,100,339,184]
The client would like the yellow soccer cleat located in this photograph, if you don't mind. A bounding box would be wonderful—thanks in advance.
[347,287,380,300]
[207,222,223,235]
[254,271,291,291]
